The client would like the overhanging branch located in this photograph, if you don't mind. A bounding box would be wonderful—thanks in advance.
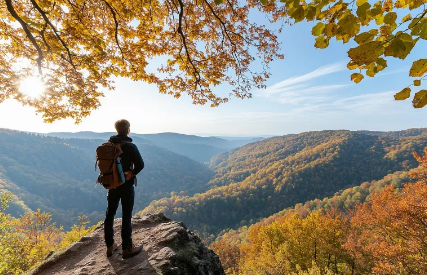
[5,0,43,75]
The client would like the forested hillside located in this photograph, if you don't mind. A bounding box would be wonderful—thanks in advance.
[47,131,263,163]
[213,167,417,247]
[0,129,213,227]
[139,130,427,236]
[210,153,427,274]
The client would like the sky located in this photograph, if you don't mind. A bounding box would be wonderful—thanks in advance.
[1,10,426,136]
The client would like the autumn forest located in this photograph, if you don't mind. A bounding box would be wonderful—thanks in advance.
[2,0,427,273]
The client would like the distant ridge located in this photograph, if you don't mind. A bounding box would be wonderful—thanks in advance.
[46,131,265,163]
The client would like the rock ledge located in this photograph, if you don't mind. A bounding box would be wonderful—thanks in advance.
[28,213,225,275]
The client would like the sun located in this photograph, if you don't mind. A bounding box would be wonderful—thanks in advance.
[19,77,46,98]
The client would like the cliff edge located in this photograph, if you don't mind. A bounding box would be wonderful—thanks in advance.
[28,213,225,275]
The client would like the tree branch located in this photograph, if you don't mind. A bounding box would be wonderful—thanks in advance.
[102,0,127,62]
[177,0,201,89]
[5,0,43,75]
[30,0,76,70]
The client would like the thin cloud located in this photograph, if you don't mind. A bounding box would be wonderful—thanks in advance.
[265,62,346,96]
[278,84,350,105]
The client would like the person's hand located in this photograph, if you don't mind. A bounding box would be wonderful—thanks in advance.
[125,171,133,181]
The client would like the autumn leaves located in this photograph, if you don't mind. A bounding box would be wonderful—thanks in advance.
[297,0,427,108]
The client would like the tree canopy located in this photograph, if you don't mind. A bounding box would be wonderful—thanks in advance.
[2,0,427,122]
[0,0,282,122]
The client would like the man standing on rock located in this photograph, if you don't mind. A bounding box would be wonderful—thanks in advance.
[105,119,144,259]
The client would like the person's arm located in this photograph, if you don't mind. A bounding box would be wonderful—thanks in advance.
[131,144,144,176]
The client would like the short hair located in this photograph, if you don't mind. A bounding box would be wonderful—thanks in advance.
[115,119,130,135]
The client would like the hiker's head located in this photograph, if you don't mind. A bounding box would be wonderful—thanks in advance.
[115,119,130,136]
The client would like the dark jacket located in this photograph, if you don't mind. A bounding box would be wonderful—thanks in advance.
[109,135,144,184]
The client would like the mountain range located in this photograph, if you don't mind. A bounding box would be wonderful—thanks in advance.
[46,132,264,163]
[2,127,427,237]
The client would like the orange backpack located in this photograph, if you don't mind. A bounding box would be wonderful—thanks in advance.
[95,142,125,189]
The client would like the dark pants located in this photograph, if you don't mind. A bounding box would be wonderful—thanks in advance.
[104,183,134,250]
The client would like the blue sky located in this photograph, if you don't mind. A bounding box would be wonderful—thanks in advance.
[1,10,426,136]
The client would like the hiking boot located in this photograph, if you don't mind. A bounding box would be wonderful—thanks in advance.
[122,244,143,259]
[106,243,118,257]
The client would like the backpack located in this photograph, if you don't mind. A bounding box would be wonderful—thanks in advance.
[95,141,127,189]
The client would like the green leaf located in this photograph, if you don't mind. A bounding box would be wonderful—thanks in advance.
[305,6,316,21]
[351,73,364,83]
[410,59,427,77]
[384,12,397,24]
[314,35,329,49]
[214,0,224,4]
[312,22,325,36]
[384,37,416,60]
[411,18,427,39]
[348,41,383,65]
[354,31,376,44]
[291,6,305,22]
[259,0,268,5]
[376,57,387,72]
[413,90,427,108]
[394,88,411,100]
[414,80,421,86]
[370,1,383,17]
[356,2,371,19]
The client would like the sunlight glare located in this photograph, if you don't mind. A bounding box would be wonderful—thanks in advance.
[19,77,46,98]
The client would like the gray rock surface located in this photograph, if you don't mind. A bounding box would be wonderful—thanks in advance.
[28,213,225,275]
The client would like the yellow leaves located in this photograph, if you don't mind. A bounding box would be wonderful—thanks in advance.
[354,31,376,44]
[408,0,423,9]
[348,41,383,65]
[351,72,364,83]
[356,0,368,6]
[384,12,397,24]
[384,34,416,60]
[413,90,427,108]
[356,2,371,20]
[414,79,421,86]
[337,13,360,42]
[291,6,306,22]
[315,35,329,48]
[394,0,407,8]
[312,22,325,36]
[324,23,338,37]
[376,57,388,71]
[382,0,393,12]
[347,61,358,70]
[380,25,392,36]
[214,0,224,4]
[410,18,427,39]
[305,5,317,21]
[394,87,411,100]
[409,59,427,77]
[402,14,412,23]
[370,1,383,17]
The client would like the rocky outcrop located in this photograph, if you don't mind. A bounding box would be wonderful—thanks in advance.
[29,214,225,275]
